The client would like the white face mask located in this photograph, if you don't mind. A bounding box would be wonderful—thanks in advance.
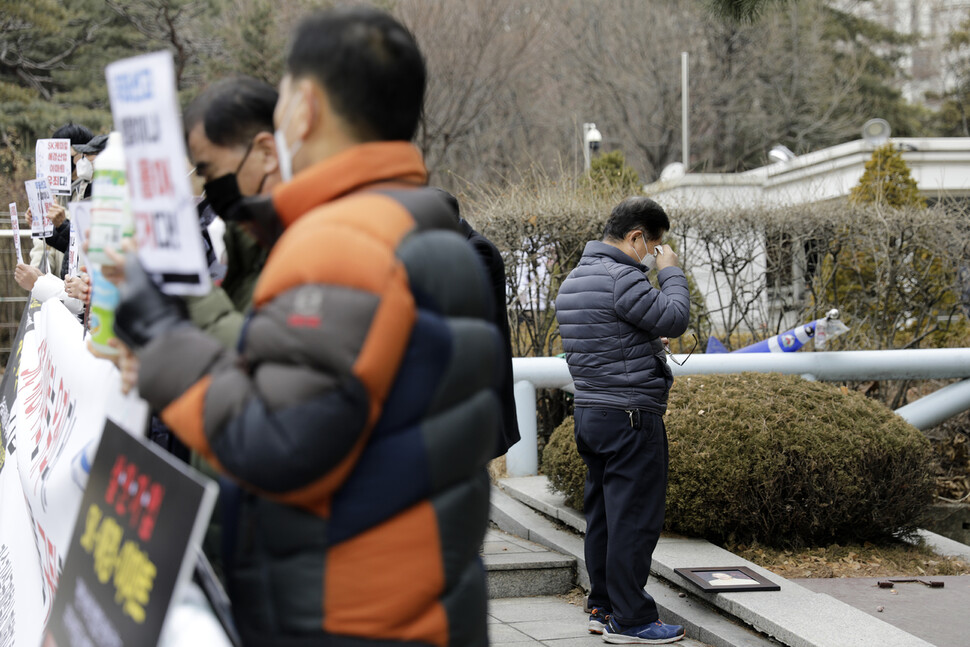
[76,156,94,182]
[631,235,657,271]
[273,93,303,182]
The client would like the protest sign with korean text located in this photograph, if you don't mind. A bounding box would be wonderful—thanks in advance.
[105,50,210,296]
[67,202,93,277]
[44,420,216,647]
[35,139,72,196]
[8,202,24,264]
[25,180,54,238]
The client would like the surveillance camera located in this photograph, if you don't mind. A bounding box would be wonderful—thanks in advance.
[589,140,601,154]
[768,144,795,164]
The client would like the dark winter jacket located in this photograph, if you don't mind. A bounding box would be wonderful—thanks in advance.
[457,218,520,458]
[555,241,691,413]
[43,221,71,279]
[136,142,499,647]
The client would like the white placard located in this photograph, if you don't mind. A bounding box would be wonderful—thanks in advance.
[9,202,24,264]
[24,179,54,238]
[105,51,210,296]
[35,138,73,196]
[67,202,92,277]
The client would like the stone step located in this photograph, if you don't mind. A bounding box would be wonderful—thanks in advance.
[483,528,576,598]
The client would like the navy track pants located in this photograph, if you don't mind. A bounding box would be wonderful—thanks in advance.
[574,406,668,627]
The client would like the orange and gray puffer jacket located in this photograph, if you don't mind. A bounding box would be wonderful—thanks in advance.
[136,142,501,647]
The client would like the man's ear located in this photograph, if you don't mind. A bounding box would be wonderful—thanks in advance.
[253,131,278,176]
[292,78,318,141]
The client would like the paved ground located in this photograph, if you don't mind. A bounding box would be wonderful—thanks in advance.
[796,576,970,647]
[488,596,710,646]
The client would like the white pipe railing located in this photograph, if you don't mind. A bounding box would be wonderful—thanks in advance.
[506,350,970,476]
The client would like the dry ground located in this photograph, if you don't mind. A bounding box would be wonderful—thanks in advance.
[728,541,970,579]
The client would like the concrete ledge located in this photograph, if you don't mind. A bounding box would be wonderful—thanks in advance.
[484,551,574,571]
[922,503,970,545]
[915,528,970,563]
[500,476,586,533]
[498,476,933,647]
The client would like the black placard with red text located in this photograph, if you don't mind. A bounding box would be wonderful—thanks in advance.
[43,420,215,647]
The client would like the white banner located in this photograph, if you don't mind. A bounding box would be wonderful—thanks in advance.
[0,300,145,646]
[0,438,45,647]
[105,51,210,296]
[35,139,72,197]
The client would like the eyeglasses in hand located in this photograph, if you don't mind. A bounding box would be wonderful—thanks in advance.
[664,333,698,366]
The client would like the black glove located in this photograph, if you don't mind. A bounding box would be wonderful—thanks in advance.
[240,195,285,248]
[45,221,71,253]
[114,254,188,350]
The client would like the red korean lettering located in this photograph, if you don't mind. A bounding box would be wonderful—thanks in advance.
[135,211,155,247]
[127,473,150,529]
[114,461,138,516]
[106,455,127,505]
[138,483,165,543]
[138,159,173,199]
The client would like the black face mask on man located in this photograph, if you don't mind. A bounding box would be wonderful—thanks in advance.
[202,172,245,221]
[201,139,268,222]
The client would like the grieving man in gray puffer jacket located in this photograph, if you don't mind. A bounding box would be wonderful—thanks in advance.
[555,196,691,644]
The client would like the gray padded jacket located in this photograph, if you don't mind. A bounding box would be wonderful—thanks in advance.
[555,241,691,413]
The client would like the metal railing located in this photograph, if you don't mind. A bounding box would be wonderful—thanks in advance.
[0,224,35,362]
[506,350,970,476]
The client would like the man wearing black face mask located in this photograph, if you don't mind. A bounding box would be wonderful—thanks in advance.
[182,76,282,347]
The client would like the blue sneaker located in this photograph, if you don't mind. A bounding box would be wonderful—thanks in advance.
[602,617,686,644]
[588,607,611,634]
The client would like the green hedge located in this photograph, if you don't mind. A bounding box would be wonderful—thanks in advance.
[541,373,934,547]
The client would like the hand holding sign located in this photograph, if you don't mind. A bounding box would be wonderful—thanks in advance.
[14,263,44,291]
[65,275,91,304]
[48,203,67,228]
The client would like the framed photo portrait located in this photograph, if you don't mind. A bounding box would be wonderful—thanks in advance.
[674,566,780,593]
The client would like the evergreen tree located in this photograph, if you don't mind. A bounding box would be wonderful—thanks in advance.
[937,9,970,136]
[705,0,791,23]
[0,0,127,190]
[850,143,926,208]
[587,150,641,192]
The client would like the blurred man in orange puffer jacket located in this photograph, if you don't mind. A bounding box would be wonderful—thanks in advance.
[115,7,501,647]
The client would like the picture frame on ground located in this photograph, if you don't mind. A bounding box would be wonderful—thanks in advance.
[674,566,780,593]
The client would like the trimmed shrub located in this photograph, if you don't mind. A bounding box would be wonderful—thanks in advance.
[542,373,935,547]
